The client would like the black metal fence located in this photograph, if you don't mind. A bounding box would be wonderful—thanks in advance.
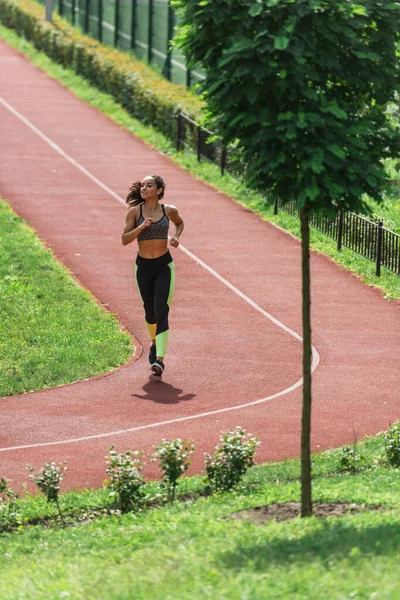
[176,112,246,179]
[277,199,400,277]
[40,0,204,87]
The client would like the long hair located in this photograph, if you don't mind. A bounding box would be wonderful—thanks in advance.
[125,175,166,208]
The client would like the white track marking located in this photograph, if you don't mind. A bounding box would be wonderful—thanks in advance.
[0,371,312,453]
[0,94,320,453]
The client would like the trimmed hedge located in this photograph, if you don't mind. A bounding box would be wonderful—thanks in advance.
[0,0,204,142]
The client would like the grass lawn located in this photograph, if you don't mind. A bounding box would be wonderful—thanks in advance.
[0,196,133,397]
[1,435,400,599]
[0,24,399,304]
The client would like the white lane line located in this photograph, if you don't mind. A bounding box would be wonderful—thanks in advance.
[0,371,311,453]
[0,94,320,453]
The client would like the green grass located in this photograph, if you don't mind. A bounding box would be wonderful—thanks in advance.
[0,196,133,397]
[1,436,400,599]
[0,23,399,304]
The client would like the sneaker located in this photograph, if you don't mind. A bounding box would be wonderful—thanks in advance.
[149,343,157,365]
[151,359,164,377]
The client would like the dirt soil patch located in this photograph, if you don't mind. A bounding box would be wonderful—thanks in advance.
[230,502,382,523]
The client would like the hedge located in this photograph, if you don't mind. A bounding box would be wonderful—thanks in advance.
[0,0,204,142]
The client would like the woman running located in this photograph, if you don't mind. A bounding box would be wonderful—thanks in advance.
[122,175,184,377]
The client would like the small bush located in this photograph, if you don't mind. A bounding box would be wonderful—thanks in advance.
[28,461,67,525]
[105,446,146,513]
[382,421,400,467]
[152,438,195,502]
[205,427,260,492]
[338,445,364,473]
[0,478,20,531]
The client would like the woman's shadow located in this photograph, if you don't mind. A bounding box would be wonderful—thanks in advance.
[132,377,196,405]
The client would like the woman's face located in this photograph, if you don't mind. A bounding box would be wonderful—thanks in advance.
[141,177,161,201]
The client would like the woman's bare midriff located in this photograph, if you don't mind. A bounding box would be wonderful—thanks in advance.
[138,239,169,259]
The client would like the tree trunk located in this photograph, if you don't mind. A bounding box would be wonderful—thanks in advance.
[300,208,312,517]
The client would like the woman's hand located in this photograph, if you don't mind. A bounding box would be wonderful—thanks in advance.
[141,217,153,229]
[169,236,180,248]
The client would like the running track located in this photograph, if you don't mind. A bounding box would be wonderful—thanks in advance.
[0,40,399,490]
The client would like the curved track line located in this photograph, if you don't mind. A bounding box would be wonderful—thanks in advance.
[0,361,317,453]
[0,94,320,453]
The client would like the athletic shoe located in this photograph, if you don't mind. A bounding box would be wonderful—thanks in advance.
[151,359,164,377]
[149,343,157,365]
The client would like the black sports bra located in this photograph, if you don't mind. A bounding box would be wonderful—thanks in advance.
[137,204,169,241]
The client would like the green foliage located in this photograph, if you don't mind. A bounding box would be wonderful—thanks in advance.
[338,445,365,474]
[0,0,203,143]
[152,438,195,502]
[105,446,146,513]
[174,0,400,216]
[28,461,67,503]
[205,426,260,491]
[0,478,21,531]
[382,421,400,467]
[28,461,67,524]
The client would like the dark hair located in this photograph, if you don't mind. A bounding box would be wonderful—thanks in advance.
[125,175,166,207]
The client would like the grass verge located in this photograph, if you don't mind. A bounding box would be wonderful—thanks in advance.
[1,435,400,599]
[0,23,399,303]
[0,195,133,397]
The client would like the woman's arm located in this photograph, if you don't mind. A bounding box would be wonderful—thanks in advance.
[121,207,152,246]
[166,205,184,248]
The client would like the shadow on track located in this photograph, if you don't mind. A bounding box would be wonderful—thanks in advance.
[132,377,196,405]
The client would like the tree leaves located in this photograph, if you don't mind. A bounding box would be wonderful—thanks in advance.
[274,36,290,50]
[175,0,400,214]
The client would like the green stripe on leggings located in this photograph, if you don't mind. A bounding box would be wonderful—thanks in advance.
[156,330,169,359]
[167,262,175,306]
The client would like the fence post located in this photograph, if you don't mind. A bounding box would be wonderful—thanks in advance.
[376,220,383,277]
[148,0,154,64]
[186,68,192,88]
[98,0,103,41]
[114,0,120,47]
[165,1,174,81]
[220,146,227,176]
[197,126,201,162]
[337,209,344,251]
[273,198,279,215]
[84,0,90,33]
[131,0,137,51]
[176,112,182,152]
[71,0,76,26]
[45,0,53,23]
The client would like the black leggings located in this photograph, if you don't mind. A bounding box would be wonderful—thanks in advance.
[135,251,175,358]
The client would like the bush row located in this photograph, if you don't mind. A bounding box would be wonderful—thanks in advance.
[0,427,260,530]
[0,0,204,142]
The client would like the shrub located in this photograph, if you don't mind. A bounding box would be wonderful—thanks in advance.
[382,421,400,467]
[0,477,20,531]
[0,0,204,143]
[28,461,68,525]
[152,438,195,502]
[205,427,260,492]
[338,445,365,474]
[105,446,146,513]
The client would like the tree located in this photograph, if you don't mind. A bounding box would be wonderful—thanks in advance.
[173,0,400,516]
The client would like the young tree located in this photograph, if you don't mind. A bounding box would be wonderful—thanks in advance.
[174,0,400,516]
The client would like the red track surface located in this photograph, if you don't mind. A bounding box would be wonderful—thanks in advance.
[0,40,399,490]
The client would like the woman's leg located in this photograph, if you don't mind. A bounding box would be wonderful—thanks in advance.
[154,262,175,360]
[135,265,157,343]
